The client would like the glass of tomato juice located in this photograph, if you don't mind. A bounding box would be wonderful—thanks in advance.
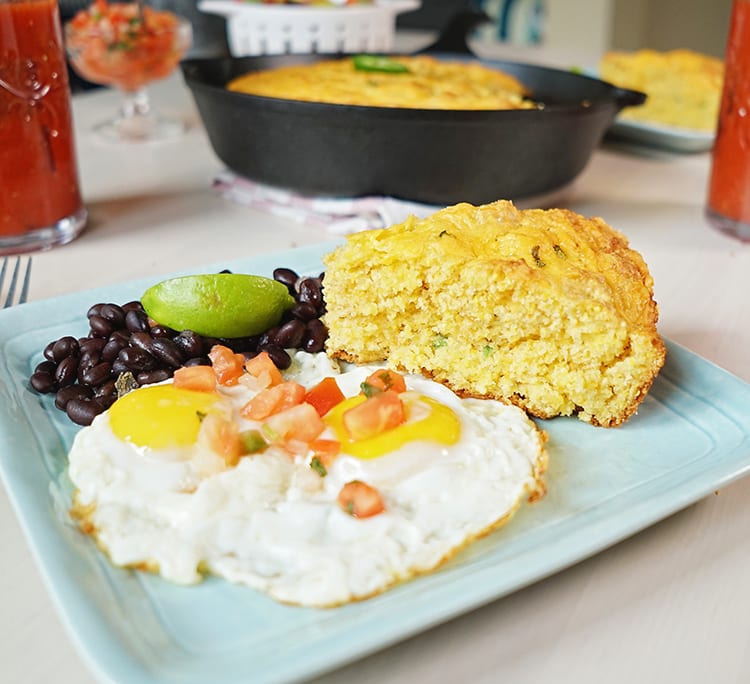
[0,0,87,255]
[706,0,750,242]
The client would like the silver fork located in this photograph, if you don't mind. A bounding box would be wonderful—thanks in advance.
[0,256,32,308]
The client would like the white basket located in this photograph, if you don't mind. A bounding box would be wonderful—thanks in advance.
[198,1,420,56]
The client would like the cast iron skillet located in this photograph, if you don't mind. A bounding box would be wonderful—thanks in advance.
[181,17,644,205]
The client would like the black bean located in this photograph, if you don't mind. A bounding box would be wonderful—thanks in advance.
[81,361,113,387]
[78,349,102,371]
[136,369,171,386]
[257,330,273,348]
[66,398,104,426]
[201,337,221,353]
[129,331,155,354]
[150,337,183,368]
[290,302,318,322]
[109,330,131,346]
[258,343,291,369]
[77,357,100,384]
[30,371,57,394]
[52,336,80,362]
[79,337,107,355]
[273,267,299,294]
[55,385,93,411]
[43,340,56,362]
[172,330,204,359]
[94,394,116,410]
[98,303,125,327]
[101,337,126,362]
[86,303,104,319]
[183,356,210,367]
[89,315,114,338]
[34,360,56,375]
[303,319,327,353]
[125,309,149,333]
[297,278,323,311]
[54,356,79,387]
[118,347,157,372]
[219,336,258,354]
[272,319,305,348]
[93,382,117,409]
[149,324,175,338]
[111,359,129,375]
[122,300,144,313]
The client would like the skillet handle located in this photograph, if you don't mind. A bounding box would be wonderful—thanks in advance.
[417,8,492,56]
[613,86,647,110]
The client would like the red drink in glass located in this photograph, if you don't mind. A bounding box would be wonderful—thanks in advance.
[0,0,87,254]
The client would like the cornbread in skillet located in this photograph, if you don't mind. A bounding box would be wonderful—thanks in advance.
[227,55,535,110]
[322,201,666,427]
[599,49,723,131]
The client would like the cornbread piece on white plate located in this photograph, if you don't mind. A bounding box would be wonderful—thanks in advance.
[600,49,724,131]
[323,200,666,427]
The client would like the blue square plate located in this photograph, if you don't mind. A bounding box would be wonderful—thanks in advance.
[1,242,749,684]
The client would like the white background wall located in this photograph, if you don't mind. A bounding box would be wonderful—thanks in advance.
[610,0,733,57]
[399,1,734,59]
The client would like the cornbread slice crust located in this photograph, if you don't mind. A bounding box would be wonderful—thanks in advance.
[322,201,666,427]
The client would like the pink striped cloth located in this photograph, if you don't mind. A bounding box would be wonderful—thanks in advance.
[212,171,442,235]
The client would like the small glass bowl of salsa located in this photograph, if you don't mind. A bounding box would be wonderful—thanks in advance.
[65,0,192,141]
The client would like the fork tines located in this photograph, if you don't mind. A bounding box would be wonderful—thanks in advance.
[1,256,32,308]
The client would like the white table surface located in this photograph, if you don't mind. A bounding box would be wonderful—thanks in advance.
[2,42,750,684]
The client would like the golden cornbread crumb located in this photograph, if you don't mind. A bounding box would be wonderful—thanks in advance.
[322,201,666,427]
[600,49,723,131]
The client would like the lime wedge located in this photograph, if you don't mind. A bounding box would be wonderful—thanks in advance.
[141,273,295,338]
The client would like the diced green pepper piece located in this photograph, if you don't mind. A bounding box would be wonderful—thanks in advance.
[352,54,410,74]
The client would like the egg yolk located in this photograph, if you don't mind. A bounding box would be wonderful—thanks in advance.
[109,385,220,449]
[325,394,461,459]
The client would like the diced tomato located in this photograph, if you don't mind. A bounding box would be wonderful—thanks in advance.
[310,439,341,468]
[242,351,283,390]
[304,376,345,416]
[337,480,385,518]
[262,403,325,446]
[284,438,312,457]
[208,345,246,386]
[361,369,407,396]
[241,381,306,421]
[342,390,405,441]
[197,413,243,467]
[172,365,217,393]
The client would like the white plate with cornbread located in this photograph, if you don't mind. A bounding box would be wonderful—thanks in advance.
[598,48,722,153]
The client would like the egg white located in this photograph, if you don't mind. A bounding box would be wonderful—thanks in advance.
[68,351,547,607]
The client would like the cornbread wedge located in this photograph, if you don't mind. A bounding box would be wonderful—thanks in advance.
[600,49,723,131]
[323,201,666,427]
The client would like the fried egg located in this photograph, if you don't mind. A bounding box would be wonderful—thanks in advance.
[68,351,547,607]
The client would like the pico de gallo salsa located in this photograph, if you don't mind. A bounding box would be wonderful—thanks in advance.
[65,0,191,93]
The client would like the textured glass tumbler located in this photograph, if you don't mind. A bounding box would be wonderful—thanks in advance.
[706,0,750,242]
[0,0,87,255]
